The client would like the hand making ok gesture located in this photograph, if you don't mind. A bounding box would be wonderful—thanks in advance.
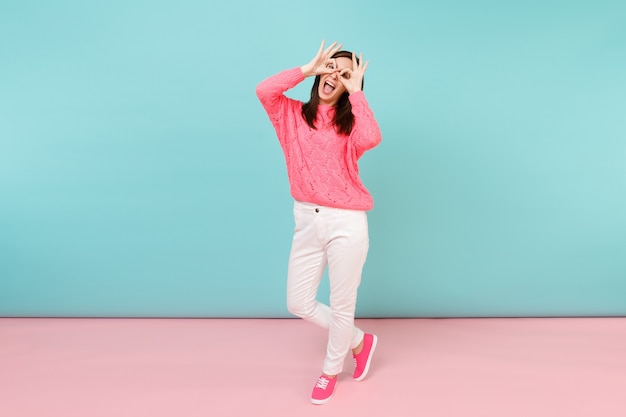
[300,40,343,78]
[337,52,369,95]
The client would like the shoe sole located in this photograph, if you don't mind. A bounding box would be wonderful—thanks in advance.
[311,387,336,405]
[354,334,378,382]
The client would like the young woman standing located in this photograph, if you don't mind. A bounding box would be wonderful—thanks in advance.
[256,40,382,405]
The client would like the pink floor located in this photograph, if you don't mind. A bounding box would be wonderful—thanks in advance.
[1,318,625,417]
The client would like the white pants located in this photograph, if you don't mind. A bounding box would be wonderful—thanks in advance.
[286,200,368,375]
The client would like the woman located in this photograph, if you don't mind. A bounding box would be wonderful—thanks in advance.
[256,40,382,405]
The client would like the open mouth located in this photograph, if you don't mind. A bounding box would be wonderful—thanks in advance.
[323,80,335,95]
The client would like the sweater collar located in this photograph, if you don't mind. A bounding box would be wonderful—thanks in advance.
[318,104,335,121]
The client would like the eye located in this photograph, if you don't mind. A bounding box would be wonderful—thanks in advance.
[341,72,350,79]
[326,63,335,69]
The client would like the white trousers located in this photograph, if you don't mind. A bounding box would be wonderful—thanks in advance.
[286,200,368,375]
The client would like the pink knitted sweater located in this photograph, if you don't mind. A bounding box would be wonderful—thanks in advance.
[256,67,382,210]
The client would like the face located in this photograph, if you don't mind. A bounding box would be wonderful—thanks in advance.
[318,57,353,106]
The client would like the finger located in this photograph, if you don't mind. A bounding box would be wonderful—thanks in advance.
[337,72,349,88]
[352,52,358,69]
[331,43,343,56]
[326,58,337,73]
[325,42,342,61]
[324,41,338,57]
[362,60,369,74]
[317,58,334,74]
[315,40,326,60]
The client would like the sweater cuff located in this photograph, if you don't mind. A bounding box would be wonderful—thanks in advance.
[291,67,306,83]
[348,90,367,105]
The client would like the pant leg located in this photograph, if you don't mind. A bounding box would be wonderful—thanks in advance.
[286,202,330,328]
[287,202,367,354]
[321,207,369,375]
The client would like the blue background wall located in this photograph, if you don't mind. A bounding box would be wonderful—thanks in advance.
[1,0,625,317]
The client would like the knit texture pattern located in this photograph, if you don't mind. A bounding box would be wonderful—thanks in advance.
[256,67,382,210]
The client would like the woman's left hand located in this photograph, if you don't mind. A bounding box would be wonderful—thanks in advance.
[337,52,369,94]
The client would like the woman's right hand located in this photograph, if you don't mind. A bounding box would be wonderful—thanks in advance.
[300,40,342,78]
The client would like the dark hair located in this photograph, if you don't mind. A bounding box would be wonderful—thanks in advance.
[301,50,364,136]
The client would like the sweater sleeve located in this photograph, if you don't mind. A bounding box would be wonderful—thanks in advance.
[348,91,382,157]
[256,67,305,139]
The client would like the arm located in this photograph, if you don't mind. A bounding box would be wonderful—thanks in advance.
[338,52,382,154]
[349,91,382,154]
[256,41,343,130]
[256,40,343,113]
[255,67,305,128]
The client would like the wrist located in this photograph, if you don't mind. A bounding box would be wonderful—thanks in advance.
[300,65,314,78]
